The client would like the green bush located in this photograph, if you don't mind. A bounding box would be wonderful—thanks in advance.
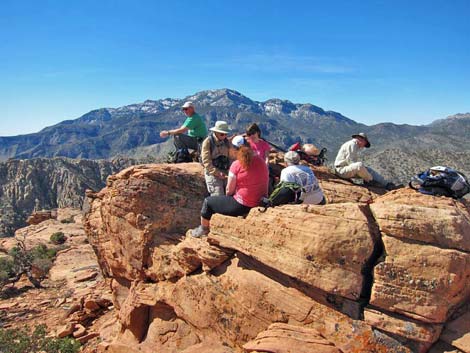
[2,243,58,290]
[30,244,57,260]
[50,231,66,245]
[60,217,75,224]
[0,325,81,353]
[0,257,14,287]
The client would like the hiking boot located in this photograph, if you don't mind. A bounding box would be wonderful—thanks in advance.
[189,225,209,238]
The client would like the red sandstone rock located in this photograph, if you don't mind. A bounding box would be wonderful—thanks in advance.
[73,323,87,338]
[57,323,75,338]
[440,309,470,352]
[84,299,101,312]
[370,234,470,324]
[370,188,470,251]
[243,323,341,353]
[27,210,57,225]
[74,269,98,283]
[364,308,442,351]
[84,164,207,281]
[77,331,100,344]
[209,203,378,301]
[84,163,470,353]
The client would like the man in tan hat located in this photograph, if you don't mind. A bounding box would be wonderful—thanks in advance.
[335,133,392,188]
[160,101,207,151]
[201,121,232,196]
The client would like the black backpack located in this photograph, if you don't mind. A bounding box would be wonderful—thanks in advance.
[175,148,192,163]
[409,166,470,199]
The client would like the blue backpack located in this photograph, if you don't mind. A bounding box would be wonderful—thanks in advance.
[409,166,470,199]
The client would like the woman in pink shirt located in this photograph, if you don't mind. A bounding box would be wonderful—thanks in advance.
[189,135,269,238]
[246,123,271,165]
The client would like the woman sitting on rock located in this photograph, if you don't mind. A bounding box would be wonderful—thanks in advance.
[189,135,269,238]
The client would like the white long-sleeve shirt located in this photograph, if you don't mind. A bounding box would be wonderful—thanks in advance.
[334,139,361,168]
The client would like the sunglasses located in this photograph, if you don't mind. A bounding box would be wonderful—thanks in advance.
[216,132,227,136]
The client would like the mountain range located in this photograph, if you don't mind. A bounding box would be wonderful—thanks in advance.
[1,89,469,180]
[1,89,469,235]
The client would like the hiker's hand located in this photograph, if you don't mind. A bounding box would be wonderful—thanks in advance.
[160,130,169,138]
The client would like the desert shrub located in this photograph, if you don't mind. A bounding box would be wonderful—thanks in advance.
[0,257,14,287]
[60,217,75,224]
[50,231,66,245]
[1,243,58,290]
[0,324,81,353]
[30,243,57,260]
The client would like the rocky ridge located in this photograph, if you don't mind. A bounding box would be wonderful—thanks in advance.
[0,157,154,237]
[84,161,470,353]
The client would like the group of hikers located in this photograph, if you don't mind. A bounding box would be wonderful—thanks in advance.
[160,101,396,238]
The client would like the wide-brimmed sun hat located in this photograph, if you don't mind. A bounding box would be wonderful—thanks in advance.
[209,121,230,134]
[284,151,301,165]
[352,132,371,148]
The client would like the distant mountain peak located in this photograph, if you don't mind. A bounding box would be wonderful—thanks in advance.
[446,113,470,120]
[184,88,257,109]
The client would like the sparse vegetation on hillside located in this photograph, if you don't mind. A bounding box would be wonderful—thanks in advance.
[0,238,57,292]
[0,325,80,353]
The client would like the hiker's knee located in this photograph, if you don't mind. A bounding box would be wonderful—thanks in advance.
[201,197,213,220]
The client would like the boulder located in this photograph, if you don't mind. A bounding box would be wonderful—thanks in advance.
[84,163,207,281]
[27,210,56,225]
[364,308,442,351]
[73,323,87,338]
[370,234,470,323]
[369,189,470,324]
[57,323,75,338]
[370,188,470,251]
[209,203,379,301]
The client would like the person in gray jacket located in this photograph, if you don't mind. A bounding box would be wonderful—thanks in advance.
[335,133,394,189]
[201,121,232,196]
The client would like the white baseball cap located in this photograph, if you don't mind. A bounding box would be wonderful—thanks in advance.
[182,101,194,109]
[232,135,246,148]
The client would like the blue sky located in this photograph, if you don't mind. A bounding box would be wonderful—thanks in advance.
[1,0,469,136]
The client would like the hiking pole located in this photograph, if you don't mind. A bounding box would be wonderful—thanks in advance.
[261,138,287,153]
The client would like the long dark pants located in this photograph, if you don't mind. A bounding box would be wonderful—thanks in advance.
[174,134,199,150]
[201,195,251,220]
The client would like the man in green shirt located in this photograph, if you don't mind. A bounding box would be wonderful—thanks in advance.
[160,101,208,150]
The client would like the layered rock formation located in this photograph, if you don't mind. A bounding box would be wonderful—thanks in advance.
[0,157,149,237]
[85,162,470,353]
